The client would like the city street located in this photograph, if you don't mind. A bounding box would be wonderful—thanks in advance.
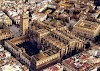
[9,25,20,37]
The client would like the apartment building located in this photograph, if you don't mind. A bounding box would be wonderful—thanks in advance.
[0,24,13,41]
[4,15,12,26]
[31,13,47,22]
[0,10,12,26]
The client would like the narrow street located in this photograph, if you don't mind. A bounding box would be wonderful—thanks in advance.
[9,25,20,37]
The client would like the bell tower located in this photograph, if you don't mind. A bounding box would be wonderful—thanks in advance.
[20,12,29,36]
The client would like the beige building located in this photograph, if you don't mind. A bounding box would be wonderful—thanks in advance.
[4,36,30,67]
[4,35,61,71]
[28,20,54,48]
[28,18,67,47]
[43,18,66,31]
[20,13,29,36]
[72,19,100,40]
[53,29,85,51]
[41,33,68,58]
[30,48,60,71]
[4,15,12,26]
[41,29,85,58]
[0,24,13,41]
[28,19,85,59]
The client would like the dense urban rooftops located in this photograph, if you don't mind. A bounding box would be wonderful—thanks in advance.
[63,48,100,71]
[0,45,29,71]
[42,63,63,71]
